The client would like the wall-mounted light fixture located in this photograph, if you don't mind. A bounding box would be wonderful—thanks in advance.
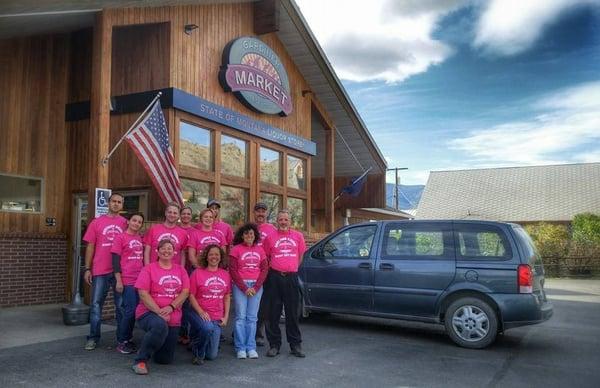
[184,24,199,35]
[301,89,313,97]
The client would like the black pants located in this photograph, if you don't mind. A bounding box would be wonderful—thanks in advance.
[135,312,179,364]
[264,270,302,349]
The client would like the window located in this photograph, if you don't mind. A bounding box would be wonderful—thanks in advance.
[0,174,43,213]
[456,226,512,260]
[383,224,452,258]
[260,147,281,185]
[119,191,149,219]
[220,185,248,227]
[221,135,248,177]
[179,122,212,171]
[259,192,281,224]
[321,225,377,258]
[287,197,306,230]
[181,179,211,219]
[287,155,305,190]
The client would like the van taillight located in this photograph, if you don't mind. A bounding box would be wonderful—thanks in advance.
[518,264,533,293]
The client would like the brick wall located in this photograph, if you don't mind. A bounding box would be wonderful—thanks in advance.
[0,234,68,307]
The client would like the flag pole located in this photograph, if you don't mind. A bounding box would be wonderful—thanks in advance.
[101,91,163,165]
[333,166,372,203]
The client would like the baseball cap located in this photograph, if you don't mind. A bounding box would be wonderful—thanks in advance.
[206,199,221,208]
[254,202,268,211]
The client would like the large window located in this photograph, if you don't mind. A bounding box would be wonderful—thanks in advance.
[287,155,306,190]
[179,122,212,171]
[181,179,211,218]
[259,192,282,223]
[383,225,453,258]
[0,174,43,213]
[220,185,248,227]
[287,197,306,230]
[221,135,248,178]
[260,147,281,185]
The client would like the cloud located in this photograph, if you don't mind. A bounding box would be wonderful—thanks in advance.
[473,0,599,56]
[448,81,600,165]
[295,0,468,83]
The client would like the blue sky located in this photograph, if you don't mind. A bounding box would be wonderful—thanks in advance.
[295,0,600,184]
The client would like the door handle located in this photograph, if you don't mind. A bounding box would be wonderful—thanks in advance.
[379,263,395,270]
[358,262,372,269]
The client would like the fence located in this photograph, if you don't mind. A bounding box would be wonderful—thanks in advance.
[542,256,600,278]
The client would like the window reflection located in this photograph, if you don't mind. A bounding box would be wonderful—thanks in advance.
[287,155,305,190]
[179,122,212,171]
[221,135,248,177]
[220,185,248,227]
[287,197,305,230]
[260,147,281,185]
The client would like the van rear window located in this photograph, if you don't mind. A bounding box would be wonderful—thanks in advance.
[456,226,512,260]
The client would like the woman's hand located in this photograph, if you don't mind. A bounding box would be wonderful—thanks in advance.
[219,315,229,327]
[158,306,172,321]
[115,279,124,294]
[245,287,256,297]
[199,310,211,321]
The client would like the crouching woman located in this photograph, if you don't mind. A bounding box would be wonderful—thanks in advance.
[188,244,231,364]
[131,239,190,375]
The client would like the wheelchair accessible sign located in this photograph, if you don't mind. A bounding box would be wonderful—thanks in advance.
[95,188,111,218]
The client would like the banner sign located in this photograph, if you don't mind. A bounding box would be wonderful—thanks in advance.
[219,37,292,116]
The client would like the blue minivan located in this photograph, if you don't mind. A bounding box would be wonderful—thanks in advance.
[299,220,553,348]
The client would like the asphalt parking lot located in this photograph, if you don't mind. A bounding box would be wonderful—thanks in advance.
[1,279,599,388]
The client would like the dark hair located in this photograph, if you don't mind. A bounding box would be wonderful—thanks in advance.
[128,212,145,222]
[158,238,174,250]
[232,223,260,246]
[199,244,226,269]
[181,206,193,214]
[109,192,124,201]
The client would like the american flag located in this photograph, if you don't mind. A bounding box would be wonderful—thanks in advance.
[125,101,183,206]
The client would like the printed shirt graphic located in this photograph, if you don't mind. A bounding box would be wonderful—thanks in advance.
[257,223,277,246]
[187,229,225,253]
[190,268,231,321]
[111,232,144,286]
[229,244,266,281]
[83,214,128,276]
[134,262,190,326]
[263,229,306,273]
[144,224,189,263]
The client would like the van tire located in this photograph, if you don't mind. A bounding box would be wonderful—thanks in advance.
[444,297,498,349]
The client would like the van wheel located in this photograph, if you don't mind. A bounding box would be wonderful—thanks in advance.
[444,297,498,349]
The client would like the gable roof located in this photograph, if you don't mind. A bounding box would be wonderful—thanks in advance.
[416,163,600,222]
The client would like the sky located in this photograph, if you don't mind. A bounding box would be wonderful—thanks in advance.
[294,0,600,185]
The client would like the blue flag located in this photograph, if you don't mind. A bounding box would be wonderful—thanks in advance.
[340,167,372,197]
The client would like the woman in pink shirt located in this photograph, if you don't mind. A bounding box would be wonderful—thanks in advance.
[111,212,145,355]
[188,244,231,364]
[132,239,190,375]
[189,208,224,269]
[143,203,188,266]
[178,205,195,346]
[229,223,268,359]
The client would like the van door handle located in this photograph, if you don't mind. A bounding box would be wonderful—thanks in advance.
[358,262,372,269]
[379,263,395,270]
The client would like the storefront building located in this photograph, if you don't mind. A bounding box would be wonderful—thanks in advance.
[0,0,388,307]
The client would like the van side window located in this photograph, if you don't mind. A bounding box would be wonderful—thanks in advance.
[320,225,377,258]
[456,225,512,260]
[383,224,452,259]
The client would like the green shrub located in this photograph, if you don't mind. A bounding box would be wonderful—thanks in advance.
[572,213,600,245]
[524,222,569,258]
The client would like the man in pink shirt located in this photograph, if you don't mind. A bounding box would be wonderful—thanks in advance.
[253,202,277,347]
[262,209,307,358]
[83,192,128,351]
[207,199,233,250]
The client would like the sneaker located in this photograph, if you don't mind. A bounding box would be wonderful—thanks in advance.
[248,350,259,359]
[236,350,247,359]
[290,345,306,358]
[117,342,137,354]
[84,339,97,351]
[132,362,148,375]
[192,356,205,365]
[255,337,265,347]
[266,347,280,357]
[126,342,138,353]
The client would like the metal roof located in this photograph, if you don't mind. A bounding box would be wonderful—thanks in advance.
[416,163,600,222]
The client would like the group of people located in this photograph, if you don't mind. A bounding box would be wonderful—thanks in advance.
[82,193,307,375]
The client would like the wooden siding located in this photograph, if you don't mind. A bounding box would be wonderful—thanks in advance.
[311,174,386,211]
[0,34,70,234]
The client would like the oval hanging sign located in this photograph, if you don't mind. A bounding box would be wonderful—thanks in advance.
[219,36,292,116]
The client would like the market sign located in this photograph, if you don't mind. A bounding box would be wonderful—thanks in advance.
[219,36,292,116]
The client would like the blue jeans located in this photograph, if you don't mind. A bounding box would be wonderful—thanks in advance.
[88,273,119,342]
[115,285,139,343]
[233,281,263,352]
[135,312,179,364]
[188,310,221,360]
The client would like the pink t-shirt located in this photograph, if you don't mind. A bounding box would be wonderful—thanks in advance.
[263,229,307,273]
[213,220,233,246]
[187,228,225,253]
[190,268,231,321]
[229,244,266,281]
[83,214,128,276]
[111,232,144,286]
[134,262,190,326]
[144,224,189,264]
[257,222,277,246]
